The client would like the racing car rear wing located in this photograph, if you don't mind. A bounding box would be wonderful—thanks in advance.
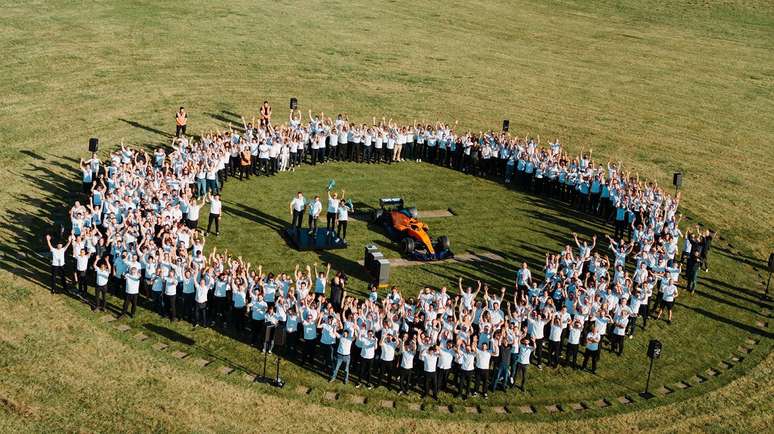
[379,197,404,208]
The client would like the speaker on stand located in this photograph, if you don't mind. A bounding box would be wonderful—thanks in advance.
[502,119,510,132]
[672,172,682,196]
[88,138,99,153]
[272,327,286,388]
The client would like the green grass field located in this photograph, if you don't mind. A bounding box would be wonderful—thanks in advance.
[1,1,772,432]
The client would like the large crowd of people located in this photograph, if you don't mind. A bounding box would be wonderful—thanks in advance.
[46,103,717,400]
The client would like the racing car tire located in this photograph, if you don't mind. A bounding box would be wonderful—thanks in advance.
[438,235,450,251]
[401,237,415,254]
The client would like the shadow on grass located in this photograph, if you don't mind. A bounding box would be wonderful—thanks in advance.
[119,118,174,139]
[204,111,244,132]
[677,302,772,340]
[144,323,196,346]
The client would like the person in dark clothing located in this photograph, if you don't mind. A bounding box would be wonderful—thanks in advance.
[686,251,703,294]
[329,273,346,311]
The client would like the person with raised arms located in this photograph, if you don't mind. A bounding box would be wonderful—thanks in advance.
[93,256,111,311]
[119,266,141,319]
[46,234,72,294]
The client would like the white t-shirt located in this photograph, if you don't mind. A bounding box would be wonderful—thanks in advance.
[188,204,201,221]
[400,350,415,369]
[338,336,354,355]
[209,198,222,215]
[291,197,305,212]
[51,247,66,266]
[75,254,90,271]
[475,350,492,369]
[96,268,110,286]
[327,198,340,214]
[125,274,140,295]
[422,352,439,372]
[381,341,397,361]
[438,347,454,369]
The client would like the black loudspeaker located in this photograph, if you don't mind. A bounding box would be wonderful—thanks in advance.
[88,138,99,153]
[502,119,509,132]
[768,253,774,273]
[374,258,390,285]
[364,244,380,270]
[647,339,662,359]
[290,97,298,110]
[274,327,286,348]
[367,252,384,275]
[673,172,682,188]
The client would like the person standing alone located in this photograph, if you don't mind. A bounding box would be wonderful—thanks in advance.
[175,107,188,137]
[46,234,71,294]
[289,192,306,233]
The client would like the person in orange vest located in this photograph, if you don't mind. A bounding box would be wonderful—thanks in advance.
[259,101,272,127]
[175,107,188,137]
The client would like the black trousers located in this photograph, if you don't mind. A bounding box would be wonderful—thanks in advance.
[194,302,207,326]
[515,363,529,390]
[151,290,163,314]
[639,303,650,329]
[326,211,336,232]
[259,158,269,175]
[308,215,318,234]
[457,369,472,398]
[337,220,348,239]
[360,357,374,384]
[175,124,186,137]
[438,367,450,392]
[423,371,438,398]
[95,284,107,310]
[376,359,394,388]
[207,213,220,234]
[285,330,298,358]
[399,367,413,393]
[549,340,562,367]
[611,333,625,355]
[359,357,374,385]
[292,209,303,229]
[232,306,245,332]
[474,368,490,395]
[566,343,579,368]
[122,293,138,317]
[182,292,194,320]
[582,348,600,373]
[302,339,316,366]
[74,269,87,294]
[165,294,177,320]
[51,265,67,293]
[534,338,544,365]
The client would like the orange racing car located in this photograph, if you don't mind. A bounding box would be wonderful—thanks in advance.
[373,198,452,261]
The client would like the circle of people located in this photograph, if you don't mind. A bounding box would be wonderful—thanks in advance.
[45,103,715,400]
